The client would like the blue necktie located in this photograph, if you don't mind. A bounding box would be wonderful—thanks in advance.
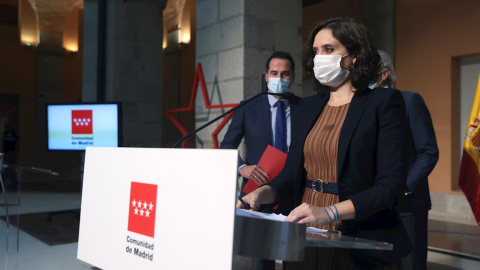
[275,100,287,153]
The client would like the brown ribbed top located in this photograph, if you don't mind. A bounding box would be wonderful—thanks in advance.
[302,102,350,230]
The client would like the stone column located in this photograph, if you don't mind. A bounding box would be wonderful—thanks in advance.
[82,0,167,147]
[362,0,395,63]
[82,0,99,103]
[195,0,303,148]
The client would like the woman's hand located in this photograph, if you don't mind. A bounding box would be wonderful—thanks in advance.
[285,200,356,226]
[285,203,328,225]
[236,185,277,211]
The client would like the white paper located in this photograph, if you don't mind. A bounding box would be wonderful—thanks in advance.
[235,209,328,233]
[306,227,328,234]
[236,208,287,221]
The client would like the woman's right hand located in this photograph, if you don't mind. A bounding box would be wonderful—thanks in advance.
[285,203,326,225]
[236,185,277,211]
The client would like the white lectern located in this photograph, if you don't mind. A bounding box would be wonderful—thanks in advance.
[77,147,239,269]
[78,147,393,270]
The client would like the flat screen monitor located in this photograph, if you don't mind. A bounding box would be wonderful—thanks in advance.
[46,103,122,151]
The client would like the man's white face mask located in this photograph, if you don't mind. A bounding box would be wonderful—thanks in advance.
[267,77,290,94]
[368,81,381,89]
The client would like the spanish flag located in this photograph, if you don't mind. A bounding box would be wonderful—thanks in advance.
[459,73,480,228]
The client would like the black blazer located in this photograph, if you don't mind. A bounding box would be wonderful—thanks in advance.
[220,94,302,167]
[269,88,411,263]
[398,91,439,215]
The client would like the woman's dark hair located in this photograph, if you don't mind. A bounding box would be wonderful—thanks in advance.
[302,18,382,93]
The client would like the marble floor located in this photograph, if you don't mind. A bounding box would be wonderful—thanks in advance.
[0,192,91,269]
[427,219,480,269]
[1,191,480,269]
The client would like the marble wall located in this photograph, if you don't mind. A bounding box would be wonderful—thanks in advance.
[195,0,303,148]
[430,192,477,226]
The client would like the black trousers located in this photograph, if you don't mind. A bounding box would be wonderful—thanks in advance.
[400,213,428,270]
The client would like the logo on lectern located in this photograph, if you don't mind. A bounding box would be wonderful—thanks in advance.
[72,110,93,134]
[127,182,157,238]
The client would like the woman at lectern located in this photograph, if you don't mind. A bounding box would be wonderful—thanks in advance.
[238,18,411,269]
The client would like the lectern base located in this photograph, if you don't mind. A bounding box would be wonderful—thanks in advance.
[233,215,306,262]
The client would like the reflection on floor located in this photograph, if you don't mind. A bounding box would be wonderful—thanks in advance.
[1,192,480,269]
[428,219,480,258]
[2,210,80,246]
[0,192,91,269]
[427,219,480,269]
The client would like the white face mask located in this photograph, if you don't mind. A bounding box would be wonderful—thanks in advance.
[267,77,290,93]
[368,79,389,89]
[313,54,350,87]
[368,82,380,89]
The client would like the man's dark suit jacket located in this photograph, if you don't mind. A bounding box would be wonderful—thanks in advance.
[220,93,302,170]
[220,93,301,270]
[398,91,439,215]
[268,88,411,263]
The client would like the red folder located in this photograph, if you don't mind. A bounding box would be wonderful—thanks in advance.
[242,145,287,194]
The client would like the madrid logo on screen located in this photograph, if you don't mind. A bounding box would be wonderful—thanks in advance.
[72,110,93,134]
[128,182,157,238]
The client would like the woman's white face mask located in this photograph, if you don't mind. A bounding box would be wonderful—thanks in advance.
[313,54,350,87]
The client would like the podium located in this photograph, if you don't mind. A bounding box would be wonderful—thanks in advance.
[78,147,240,269]
[77,147,392,270]
[233,215,392,268]
[0,157,59,270]
[0,164,59,206]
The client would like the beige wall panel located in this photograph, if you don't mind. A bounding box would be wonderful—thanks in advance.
[396,0,480,193]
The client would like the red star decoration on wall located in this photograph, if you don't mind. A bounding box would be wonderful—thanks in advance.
[165,63,238,148]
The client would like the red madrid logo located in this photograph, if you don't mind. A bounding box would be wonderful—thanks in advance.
[128,182,157,238]
[72,110,93,134]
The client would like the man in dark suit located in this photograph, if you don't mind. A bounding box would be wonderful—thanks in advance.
[220,51,301,201]
[377,50,439,270]
[221,51,301,270]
